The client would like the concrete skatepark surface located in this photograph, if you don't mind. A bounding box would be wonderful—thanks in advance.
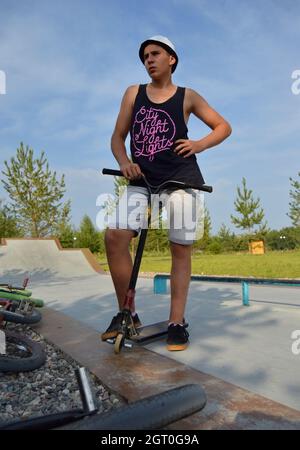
[1,238,300,428]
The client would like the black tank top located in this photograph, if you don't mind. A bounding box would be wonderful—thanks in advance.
[129,84,205,187]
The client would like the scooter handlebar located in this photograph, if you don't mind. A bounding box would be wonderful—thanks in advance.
[102,168,123,177]
[102,168,213,193]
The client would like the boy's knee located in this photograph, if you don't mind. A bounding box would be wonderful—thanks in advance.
[105,228,134,250]
[170,241,192,258]
[105,229,120,247]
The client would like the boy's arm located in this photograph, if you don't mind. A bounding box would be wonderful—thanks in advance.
[111,85,142,179]
[174,88,232,158]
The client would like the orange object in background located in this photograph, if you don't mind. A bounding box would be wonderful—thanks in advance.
[249,240,265,254]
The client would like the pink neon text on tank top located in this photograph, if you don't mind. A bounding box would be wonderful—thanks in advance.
[132,106,176,162]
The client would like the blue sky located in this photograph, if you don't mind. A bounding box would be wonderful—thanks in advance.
[0,0,299,234]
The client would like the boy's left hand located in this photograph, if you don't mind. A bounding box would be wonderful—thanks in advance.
[174,139,202,158]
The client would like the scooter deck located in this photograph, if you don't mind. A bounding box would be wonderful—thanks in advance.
[131,320,189,344]
[130,320,169,343]
[106,321,189,347]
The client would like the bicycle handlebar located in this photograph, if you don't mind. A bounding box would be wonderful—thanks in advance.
[102,168,213,193]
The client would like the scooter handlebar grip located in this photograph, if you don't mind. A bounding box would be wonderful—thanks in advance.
[198,184,213,193]
[102,168,123,176]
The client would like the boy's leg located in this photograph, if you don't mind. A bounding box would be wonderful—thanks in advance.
[105,228,136,312]
[164,188,202,350]
[169,242,192,324]
[165,188,198,323]
[101,186,148,341]
[105,184,148,313]
[167,242,191,351]
[101,228,141,341]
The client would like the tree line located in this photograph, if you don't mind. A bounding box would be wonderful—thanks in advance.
[1,143,299,254]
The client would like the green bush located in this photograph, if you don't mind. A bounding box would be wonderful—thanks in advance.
[266,227,300,250]
[206,240,223,254]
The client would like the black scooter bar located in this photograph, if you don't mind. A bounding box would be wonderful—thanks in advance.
[102,168,213,193]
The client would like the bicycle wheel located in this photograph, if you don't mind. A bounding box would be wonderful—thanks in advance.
[0,329,46,372]
[0,304,42,324]
[56,384,207,430]
[0,409,86,430]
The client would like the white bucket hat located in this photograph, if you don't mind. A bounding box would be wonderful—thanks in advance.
[139,35,178,73]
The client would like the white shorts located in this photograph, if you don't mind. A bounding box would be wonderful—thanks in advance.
[107,185,205,245]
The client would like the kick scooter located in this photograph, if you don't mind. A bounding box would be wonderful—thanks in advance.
[102,168,213,353]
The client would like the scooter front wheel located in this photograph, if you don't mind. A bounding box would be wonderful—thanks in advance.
[114,333,125,354]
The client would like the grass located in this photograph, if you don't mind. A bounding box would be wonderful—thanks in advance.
[97,249,300,279]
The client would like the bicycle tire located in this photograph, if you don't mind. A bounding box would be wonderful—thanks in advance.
[0,306,42,324]
[56,384,207,430]
[0,409,85,430]
[0,291,44,307]
[0,330,46,372]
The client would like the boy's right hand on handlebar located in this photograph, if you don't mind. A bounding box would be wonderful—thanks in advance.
[119,162,142,180]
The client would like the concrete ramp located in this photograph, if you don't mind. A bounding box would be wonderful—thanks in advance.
[0,238,104,284]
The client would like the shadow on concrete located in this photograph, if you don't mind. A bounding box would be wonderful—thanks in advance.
[41,283,284,395]
[0,269,98,287]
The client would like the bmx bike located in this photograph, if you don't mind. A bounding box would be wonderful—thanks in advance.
[0,278,45,372]
[0,277,44,307]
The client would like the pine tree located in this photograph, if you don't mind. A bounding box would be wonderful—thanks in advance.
[100,173,129,221]
[217,223,236,252]
[56,221,75,248]
[75,215,101,253]
[1,143,71,237]
[113,174,129,197]
[193,206,212,252]
[0,199,22,237]
[230,177,267,234]
[287,172,300,227]
[218,223,232,240]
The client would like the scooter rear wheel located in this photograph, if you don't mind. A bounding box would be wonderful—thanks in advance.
[114,333,125,354]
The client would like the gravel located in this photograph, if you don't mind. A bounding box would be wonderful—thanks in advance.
[0,322,125,427]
